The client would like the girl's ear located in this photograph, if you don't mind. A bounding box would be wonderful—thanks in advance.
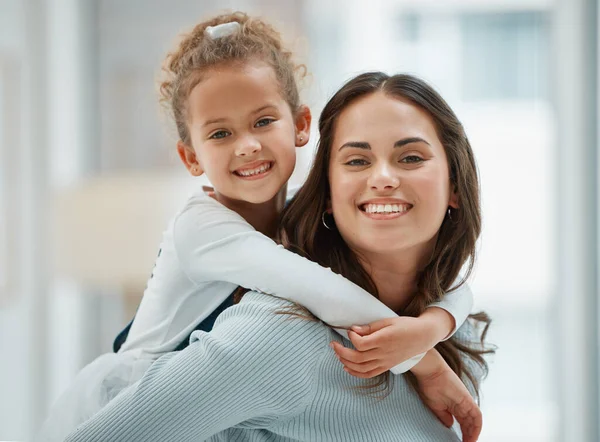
[177,141,204,176]
[294,105,312,147]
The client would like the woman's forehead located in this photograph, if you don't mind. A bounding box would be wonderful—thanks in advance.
[332,92,440,149]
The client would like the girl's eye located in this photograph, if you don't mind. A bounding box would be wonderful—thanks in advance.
[209,130,230,140]
[255,118,275,128]
[344,158,369,166]
[401,155,424,164]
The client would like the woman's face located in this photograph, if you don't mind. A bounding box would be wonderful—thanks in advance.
[328,91,458,262]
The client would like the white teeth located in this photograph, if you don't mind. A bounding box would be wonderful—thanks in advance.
[237,163,271,177]
[363,203,410,214]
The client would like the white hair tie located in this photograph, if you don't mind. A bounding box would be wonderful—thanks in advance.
[205,22,241,39]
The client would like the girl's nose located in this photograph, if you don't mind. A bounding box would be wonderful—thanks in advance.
[235,135,262,157]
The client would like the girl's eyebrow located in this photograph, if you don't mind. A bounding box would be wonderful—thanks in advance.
[202,104,279,128]
[203,117,227,127]
[251,104,278,114]
[338,137,431,151]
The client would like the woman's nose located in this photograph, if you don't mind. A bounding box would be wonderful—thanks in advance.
[235,135,262,157]
[368,163,400,191]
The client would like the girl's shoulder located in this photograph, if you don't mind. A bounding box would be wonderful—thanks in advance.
[175,189,247,227]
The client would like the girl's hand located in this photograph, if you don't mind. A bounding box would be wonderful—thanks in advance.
[412,350,482,442]
[330,311,453,378]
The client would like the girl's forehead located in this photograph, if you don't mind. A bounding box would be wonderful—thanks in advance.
[191,62,279,97]
[186,63,288,121]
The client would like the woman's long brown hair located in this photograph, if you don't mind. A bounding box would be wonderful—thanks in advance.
[279,72,494,400]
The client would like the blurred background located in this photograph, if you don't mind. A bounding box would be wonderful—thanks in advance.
[0,0,597,440]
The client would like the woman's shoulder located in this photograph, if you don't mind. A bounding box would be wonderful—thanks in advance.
[214,291,331,342]
[190,291,332,365]
[187,291,331,408]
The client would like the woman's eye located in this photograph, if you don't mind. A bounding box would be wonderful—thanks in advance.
[255,118,275,128]
[401,155,424,164]
[344,158,369,166]
[209,130,230,140]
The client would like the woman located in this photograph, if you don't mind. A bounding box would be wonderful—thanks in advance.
[65,72,492,442]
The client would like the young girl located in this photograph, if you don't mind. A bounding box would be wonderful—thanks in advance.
[37,12,476,441]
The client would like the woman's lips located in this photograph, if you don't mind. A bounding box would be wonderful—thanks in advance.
[358,201,413,220]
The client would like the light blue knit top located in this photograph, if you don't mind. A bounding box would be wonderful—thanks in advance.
[65,292,478,441]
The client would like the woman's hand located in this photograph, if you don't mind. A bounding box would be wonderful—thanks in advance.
[330,309,454,377]
[412,349,482,442]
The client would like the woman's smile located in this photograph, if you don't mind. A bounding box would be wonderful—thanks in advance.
[358,198,413,220]
[329,91,455,257]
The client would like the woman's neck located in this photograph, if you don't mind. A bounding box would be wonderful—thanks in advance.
[357,243,434,313]
[215,185,287,238]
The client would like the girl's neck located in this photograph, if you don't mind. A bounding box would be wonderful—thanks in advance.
[215,185,287,238]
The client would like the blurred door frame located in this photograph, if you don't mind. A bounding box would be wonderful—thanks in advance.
[553,0,599,440]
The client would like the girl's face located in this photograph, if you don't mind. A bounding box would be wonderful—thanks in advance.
[179,61,310,204]
[328,91,458,262]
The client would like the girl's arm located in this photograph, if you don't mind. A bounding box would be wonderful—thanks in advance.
[174,194,472,373]
[429,284,474,340]
[65,297,327,442]
[334,286,475,375]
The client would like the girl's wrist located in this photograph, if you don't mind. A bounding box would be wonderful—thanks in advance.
[420,307,455,343]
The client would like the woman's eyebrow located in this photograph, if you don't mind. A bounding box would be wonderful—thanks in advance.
[338,141,370,151]
[394,137,431,148]
[338,137,431,151]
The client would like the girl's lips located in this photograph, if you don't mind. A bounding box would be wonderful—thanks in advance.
[233,161,273,180]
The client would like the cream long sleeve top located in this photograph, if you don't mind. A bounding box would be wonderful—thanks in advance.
[121,190,474,373]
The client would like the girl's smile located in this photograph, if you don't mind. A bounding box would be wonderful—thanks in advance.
[232,160,274,180]
[178,61,310,205]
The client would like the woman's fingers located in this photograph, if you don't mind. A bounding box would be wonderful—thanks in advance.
[453,400,482,442]
[431,409,454,428]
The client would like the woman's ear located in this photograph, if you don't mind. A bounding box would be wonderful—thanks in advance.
[294,105,312,147]
[177,141,204,176]
[325,199,333,214]
[448,188,459,209]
